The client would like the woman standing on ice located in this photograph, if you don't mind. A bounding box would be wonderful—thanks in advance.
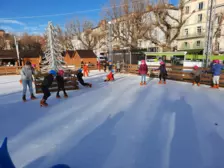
[139,60,148,85]
[20,61,37,102]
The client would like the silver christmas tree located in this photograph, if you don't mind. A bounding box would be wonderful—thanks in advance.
[42,21,65,72]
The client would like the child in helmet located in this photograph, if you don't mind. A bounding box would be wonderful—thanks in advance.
[211,59,224,89]
[56,70,68,98]
[191,65,202,86]
[104,70,115,82]
[139,60,148,85]
[40,70,57,107]
[76,69,92,87]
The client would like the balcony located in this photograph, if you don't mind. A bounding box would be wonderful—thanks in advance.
[177,32,205,40]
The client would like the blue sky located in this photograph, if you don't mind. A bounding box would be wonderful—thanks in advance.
[0,0,178,35]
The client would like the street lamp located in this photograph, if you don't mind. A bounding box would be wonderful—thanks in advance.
[108,21,112,62]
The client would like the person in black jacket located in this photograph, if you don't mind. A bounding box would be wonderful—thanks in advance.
[40,70,56,107]
[76,69,92,87]
[56,70,68,98]
[153,62,168,84]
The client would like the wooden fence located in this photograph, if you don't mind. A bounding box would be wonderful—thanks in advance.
[0,66,22,75]
[124,64,224,87]
[34,71,79,94]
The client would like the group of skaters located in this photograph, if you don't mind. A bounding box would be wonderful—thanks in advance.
[97,60,121,73]
[20,61,115,107]
[138,59,224,88]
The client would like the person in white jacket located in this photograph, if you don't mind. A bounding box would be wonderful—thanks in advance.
[20,61,37,101]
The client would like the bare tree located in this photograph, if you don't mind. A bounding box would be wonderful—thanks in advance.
[144,0,195,51]
[66,19,106,50]
[214,12,224,54]
[56,25,74,50]
[103,0,151,49]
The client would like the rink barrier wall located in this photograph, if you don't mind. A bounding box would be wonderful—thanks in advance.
[124,64,224,87]
[34,71,79,94]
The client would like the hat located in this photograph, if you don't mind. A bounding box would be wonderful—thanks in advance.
[49,70,57,76]
[214,60,219,64]
[160,61,165,65]
[58,70,64,76]
[141,60,146,64]
[78,68,82,73]
[193,65,198,70]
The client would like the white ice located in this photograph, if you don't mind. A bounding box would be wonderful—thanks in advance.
[1,70,224,168]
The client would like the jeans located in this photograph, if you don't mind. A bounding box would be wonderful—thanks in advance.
[141,75,146,82]
[22,80,33,96]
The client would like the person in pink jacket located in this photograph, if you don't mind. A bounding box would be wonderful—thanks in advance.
[139,60,148,85]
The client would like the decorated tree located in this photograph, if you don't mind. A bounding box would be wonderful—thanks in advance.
[41,21,65,72]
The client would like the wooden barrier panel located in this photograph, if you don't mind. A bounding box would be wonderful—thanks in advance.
[124,64,224,87]
[34,72,79,94]
[0,66,23,75]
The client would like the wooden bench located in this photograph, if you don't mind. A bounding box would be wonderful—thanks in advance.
[34,71,79,94]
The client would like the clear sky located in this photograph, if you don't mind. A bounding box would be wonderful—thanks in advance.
[0,0,178,35]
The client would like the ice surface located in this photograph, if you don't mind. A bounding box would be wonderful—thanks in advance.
[0,71,224,168]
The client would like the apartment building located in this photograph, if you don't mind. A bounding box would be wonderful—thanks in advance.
[177,0,224,54]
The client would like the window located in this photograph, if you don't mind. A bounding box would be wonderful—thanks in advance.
[198,2,203,10]
[217,15,222,24]
[197,41,201,46]
[198,14,203,22]
[185,6,190,14]
[197,26,202,34]
[184,42,188,47]
[185,29,188,36]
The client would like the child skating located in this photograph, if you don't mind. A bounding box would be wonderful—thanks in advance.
[153,61,167,84]
[40,70,57,107]
[56,70,68,98]
[77,69,92,87]
[139,60,148,85]
[104,70,115,82]
[191,65,202,86]
[211,60,224,89]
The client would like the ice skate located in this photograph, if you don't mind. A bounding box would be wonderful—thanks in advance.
[164,81,166,84]
[56,95,61,99]
[158,81,162,84]
[192,82,196,86]
[89,83,92,88]
[22,95,26,102]
[216,84,219,89]
[40,99,48,107]
[140,82,143,86]
[197,83,200,86]
[144,82,146,85]
[31,94,37,100]
[64,94,68,98]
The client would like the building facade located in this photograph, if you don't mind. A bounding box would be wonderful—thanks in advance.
[177,0,224,54]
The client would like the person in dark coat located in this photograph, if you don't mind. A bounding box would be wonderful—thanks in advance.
[40,70,56,107]
[56,70,68,98]
[76,69,92,87]
[153,61,168,84]
[139,60,148,85]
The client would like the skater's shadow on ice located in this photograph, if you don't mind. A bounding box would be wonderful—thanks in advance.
[206,131,224,168]
[25,111,124,168]
[134,90,203,168]
[168,96,203,168]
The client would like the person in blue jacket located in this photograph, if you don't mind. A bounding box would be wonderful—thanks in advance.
[212,60,224,89]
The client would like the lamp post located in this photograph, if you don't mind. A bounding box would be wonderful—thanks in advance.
[108,21,112,62]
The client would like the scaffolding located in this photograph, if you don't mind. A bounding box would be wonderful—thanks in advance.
[203,0,217,67]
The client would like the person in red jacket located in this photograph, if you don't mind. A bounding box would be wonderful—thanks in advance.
[83,64,89,77]
[104,70,115,82]
[139,60,148,85]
